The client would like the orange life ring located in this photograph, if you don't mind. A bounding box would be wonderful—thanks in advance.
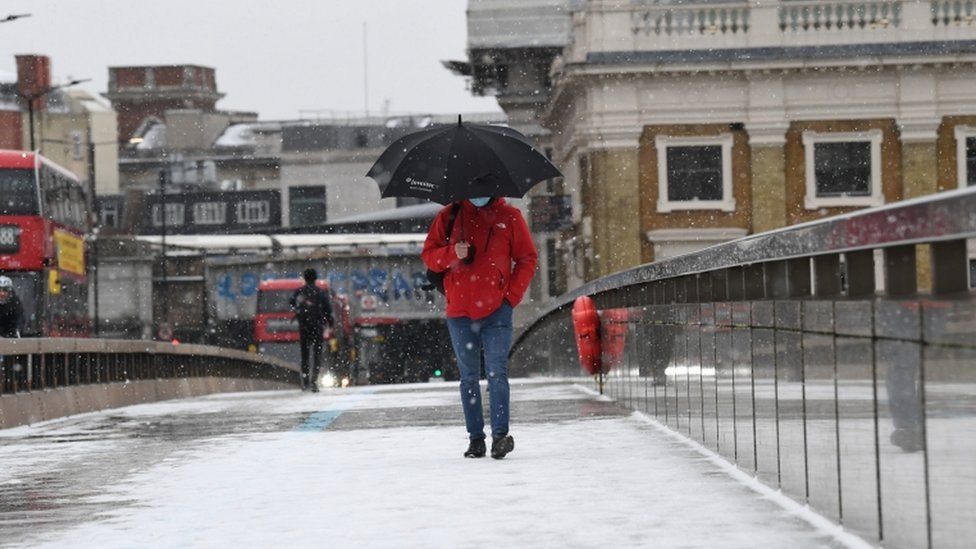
[601,308,629,370]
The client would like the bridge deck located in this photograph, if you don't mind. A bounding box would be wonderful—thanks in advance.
[1,381,860,548]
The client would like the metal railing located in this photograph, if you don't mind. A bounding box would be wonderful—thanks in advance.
[0,338,299,395]
[511,186,976,547]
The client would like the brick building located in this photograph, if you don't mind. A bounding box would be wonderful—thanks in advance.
[104,65,224,145]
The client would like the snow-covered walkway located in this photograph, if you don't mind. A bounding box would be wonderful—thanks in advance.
[1,381,864,548]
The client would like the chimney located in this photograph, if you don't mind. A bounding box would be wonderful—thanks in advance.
[15,55,52,111]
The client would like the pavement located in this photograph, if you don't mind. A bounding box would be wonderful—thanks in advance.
[0,380,863,548]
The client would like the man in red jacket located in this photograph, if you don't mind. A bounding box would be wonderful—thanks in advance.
[422,196,538,459]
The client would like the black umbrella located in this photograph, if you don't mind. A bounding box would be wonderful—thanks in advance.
[366,116,562,204]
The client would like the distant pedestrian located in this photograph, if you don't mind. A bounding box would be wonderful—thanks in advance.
[422,197,537,459]
[290,269,334,392]
[0,276,24,338]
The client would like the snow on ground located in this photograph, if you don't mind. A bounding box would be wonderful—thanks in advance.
[6,382,861,548]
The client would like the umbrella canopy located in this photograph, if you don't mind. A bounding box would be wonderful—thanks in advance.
[366,116,562,204]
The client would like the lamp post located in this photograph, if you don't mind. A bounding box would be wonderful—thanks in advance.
[157,170,170,340]
[18,78,90,151]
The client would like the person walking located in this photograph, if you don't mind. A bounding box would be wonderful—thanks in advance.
[422,197,537,459]
[290,268,334,392]
[0,276,24,338]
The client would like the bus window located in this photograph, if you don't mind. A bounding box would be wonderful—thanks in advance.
[39,165,88,231]
[257,290,295,314]
[0,169,39,216]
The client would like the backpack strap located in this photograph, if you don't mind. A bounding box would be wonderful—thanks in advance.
[443,202,461,245]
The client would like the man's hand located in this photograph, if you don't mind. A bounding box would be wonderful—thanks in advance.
[454,241,470,260]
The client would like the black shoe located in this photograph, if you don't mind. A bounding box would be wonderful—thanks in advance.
[491,435,514,459]
[891,427,923,453]
[463,438,486,458]
[310,383,320,393]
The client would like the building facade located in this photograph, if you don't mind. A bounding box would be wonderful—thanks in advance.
[0,55,120,196]
[136,189,282,236]
[102,65,505,234]
[458,0,976,293]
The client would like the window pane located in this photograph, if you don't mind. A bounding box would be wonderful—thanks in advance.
[290,186,326,226]
[814,141,871,197]
[546,239,564,297]
[0,169,38,215]
[193,202,226,225]
[237,200,270,224]
[666,145,723,201]
[966,137,976,187]
[257,290,295,313]
[153,203,185,226]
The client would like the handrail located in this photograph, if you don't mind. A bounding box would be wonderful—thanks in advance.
[0,338,295,370]
[0,338,299,396]
[0,338,301,429]
[516,185,976,347]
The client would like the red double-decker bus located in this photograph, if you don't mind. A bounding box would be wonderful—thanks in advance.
[0,150,90,337]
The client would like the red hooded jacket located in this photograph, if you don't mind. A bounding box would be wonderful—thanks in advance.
[422,198,538,320]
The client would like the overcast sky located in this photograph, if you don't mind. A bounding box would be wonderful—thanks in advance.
[1,0,500,120]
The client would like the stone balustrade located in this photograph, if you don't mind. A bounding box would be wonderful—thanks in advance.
[931,0,976,26]
[779,1,903,32]
[631,2,751,37]
[567,0,976,61]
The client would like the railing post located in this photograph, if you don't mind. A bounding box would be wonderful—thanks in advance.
[884,245,918,297]
[931,239,970,295]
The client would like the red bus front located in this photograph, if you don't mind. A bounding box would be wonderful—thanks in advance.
[0,150,90,337]
[254,279,333,343]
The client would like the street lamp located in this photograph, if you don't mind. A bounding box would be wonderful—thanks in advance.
[18,78,91,151]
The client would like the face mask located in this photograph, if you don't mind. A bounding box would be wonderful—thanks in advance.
[468,197,491,207]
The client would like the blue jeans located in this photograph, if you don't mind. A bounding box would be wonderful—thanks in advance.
[446,302,513,440]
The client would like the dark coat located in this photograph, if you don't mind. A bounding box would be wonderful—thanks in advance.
[289,284,334,331]
[0,294,24,337]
